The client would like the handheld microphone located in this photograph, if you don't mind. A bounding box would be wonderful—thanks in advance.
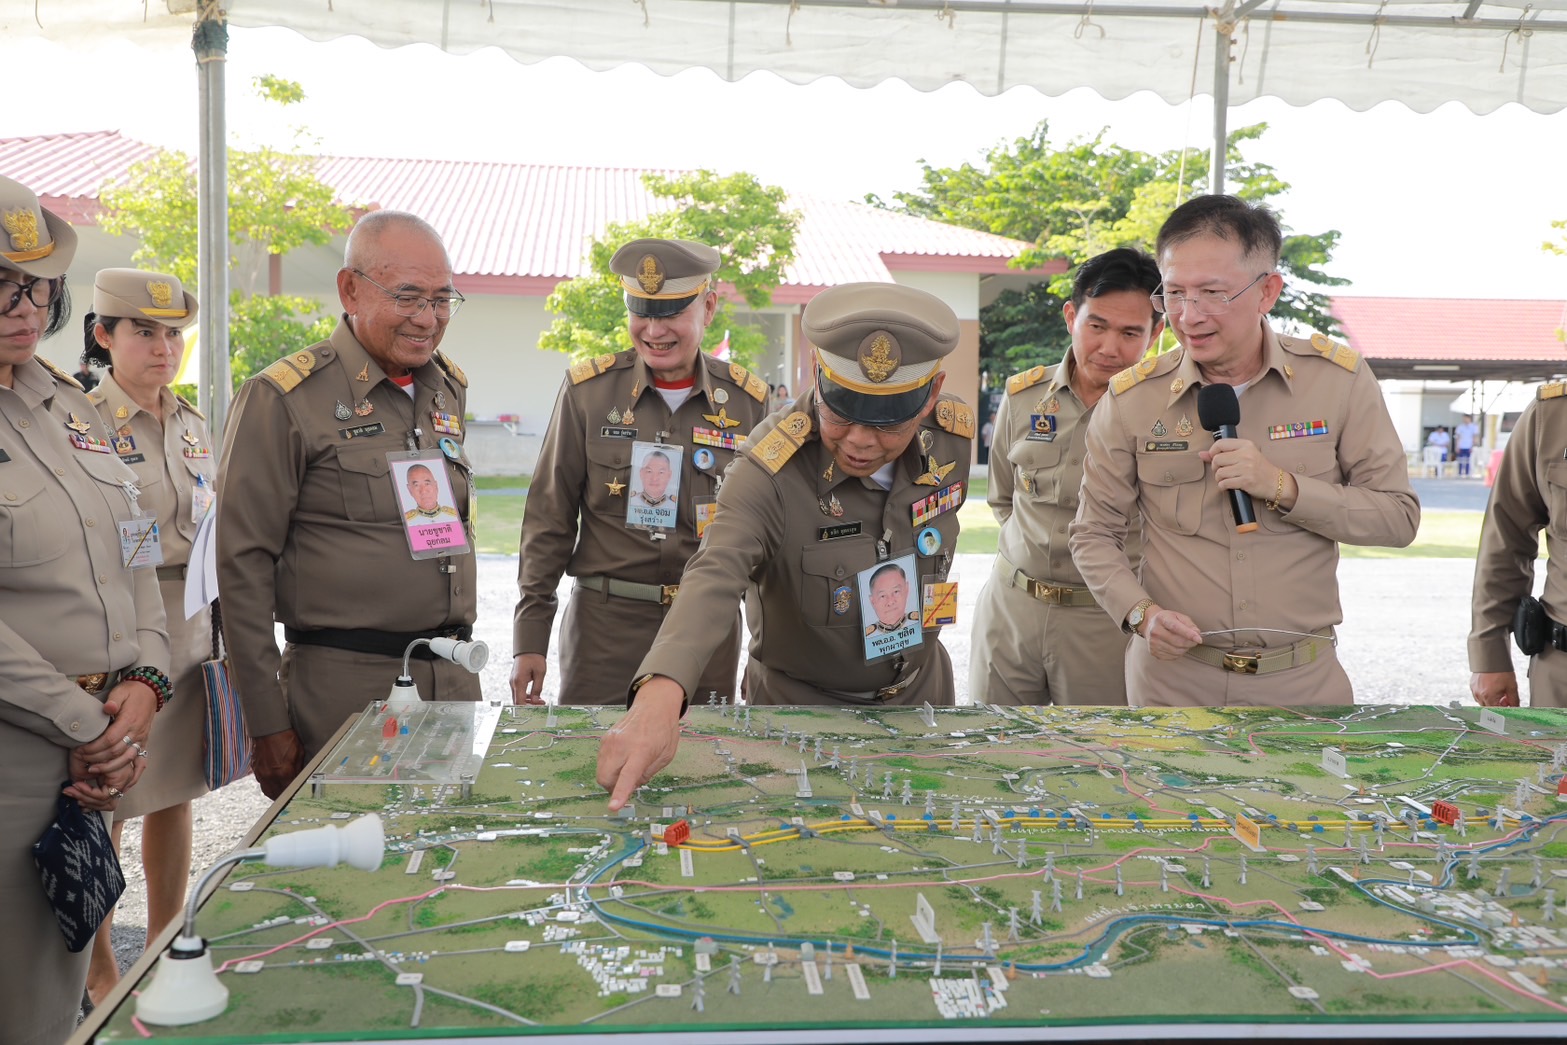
[1195,383,1258,534]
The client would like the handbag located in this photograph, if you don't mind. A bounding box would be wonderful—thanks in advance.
[32,790,126,953]
[201,599,253,789]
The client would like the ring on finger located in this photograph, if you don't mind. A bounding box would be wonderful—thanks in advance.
[122,734,135,746]
[108,787,123,798]
[138,748,150,759]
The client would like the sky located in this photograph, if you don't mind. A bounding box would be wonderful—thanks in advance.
[7,23,1567,301]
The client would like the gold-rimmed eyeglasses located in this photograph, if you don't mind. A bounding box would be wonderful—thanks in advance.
[351,269,465,319]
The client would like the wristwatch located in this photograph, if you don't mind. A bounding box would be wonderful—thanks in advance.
[1125,598,1155,635]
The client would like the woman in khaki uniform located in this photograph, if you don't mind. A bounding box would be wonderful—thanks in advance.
[0,177,170,1044]
[82,268,215,1004]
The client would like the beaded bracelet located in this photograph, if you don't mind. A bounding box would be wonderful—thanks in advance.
[121,666,173,712]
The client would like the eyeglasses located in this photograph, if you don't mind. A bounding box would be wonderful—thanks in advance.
[1151,272,1271,317]
[0,276,62,315]
[351,269,465,319]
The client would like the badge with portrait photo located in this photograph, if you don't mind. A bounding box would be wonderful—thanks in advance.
[626,441,684,532]
[387,450,471,560]
[857,552,923,663]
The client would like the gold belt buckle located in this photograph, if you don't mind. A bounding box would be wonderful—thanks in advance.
[1222,651,1261,675]
[76,672,110,694]
[1029,580,1057,603]
[660,584,680,605]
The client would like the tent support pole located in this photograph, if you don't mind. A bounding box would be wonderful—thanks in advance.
[194,0,232,446]
[1210,17,1233,195]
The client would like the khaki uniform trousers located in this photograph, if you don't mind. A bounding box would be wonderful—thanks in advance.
[0,722,97,1045]
[969,561,1130,706]
[1526,648,1567,707]
[744,642,954,707]
[557,585,742,706]
[279,644,482,759]
[1126,636,1352,707]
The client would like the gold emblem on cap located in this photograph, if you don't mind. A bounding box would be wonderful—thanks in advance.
[3,208,39,251]
[636,254,666,295]
[147,281,174,309]
[858,332,900,384]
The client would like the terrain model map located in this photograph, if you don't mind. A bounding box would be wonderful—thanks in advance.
[95,703,1567,1041]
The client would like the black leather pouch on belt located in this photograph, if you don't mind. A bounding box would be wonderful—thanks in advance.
[1514,594,1547,655]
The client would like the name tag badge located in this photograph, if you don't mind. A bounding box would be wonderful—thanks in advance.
[819,522,863,541]
[388,449,472,561]
[694,499,717,540]
[859,553,923,663]
[921,579,959,628]
[1145,440,1190,452]
[626,441,685,534]
[117,517,164,569]
[601,426,638,439]
[1027,414,1057,441]
[339,422,387,440]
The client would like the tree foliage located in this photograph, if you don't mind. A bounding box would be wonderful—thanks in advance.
[540,170,798,368]
[97,77,354,390]
[883,121,1347,388]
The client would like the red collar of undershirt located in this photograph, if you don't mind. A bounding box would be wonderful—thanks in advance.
[652,376,696,390]
[389,373,415,388]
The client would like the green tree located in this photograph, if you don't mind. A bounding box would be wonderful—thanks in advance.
[540,170,798,368]
[98,76,355,391]
[883,121,1347,388]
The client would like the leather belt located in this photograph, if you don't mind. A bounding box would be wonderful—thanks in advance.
[74,670,119,694]
[996,552,1098,607]
[1184,629,1336,676]
[283,625,473,660]
[839,665,923,702]
[155,564,188,582]
[576,575,680,606]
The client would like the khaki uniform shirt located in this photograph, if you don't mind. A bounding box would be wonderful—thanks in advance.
[991,355,1142,581]
[1469,385,1567,673]
[0,357,169,744]
[637,390,975,703]
[513,351,770,655]
[217,319,477,736]
[1070,323,1419,652]
[89,374,216,570]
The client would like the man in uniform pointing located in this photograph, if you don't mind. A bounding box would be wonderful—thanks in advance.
[596,281,975,808]
[512,238,769,705]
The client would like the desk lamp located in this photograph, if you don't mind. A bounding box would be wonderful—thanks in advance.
[385,636,490,707]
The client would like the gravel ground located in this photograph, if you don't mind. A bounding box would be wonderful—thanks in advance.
[106,534,1519,976]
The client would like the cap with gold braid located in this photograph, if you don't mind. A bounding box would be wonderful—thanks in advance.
[609,238,720,319]
[0,174,77,279]
[92,268,199,329]
[803,282,959,427]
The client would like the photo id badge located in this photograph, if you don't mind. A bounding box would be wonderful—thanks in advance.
[857,552,922,663]
[921,577,959,629]
[694,498,718,540]
[387,449,471,560]
[117,517,164,569]
[626,441,684,533]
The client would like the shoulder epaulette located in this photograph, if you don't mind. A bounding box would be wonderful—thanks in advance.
[1109,354,1166,397]
[40,358,83,391]
[1005,365,1048,396]
[1308,332,1360,373]
[175,393,206,420]
[726,361,769,403]
[568,352,619,386]
[258,349,320,394]
[934,398,976,439]
[434,350,467,388]
[1539,382,1567,401]
[748,412,813,475]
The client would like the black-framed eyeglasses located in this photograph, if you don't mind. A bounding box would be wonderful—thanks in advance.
[0,276,62,316]
[1151,272,1271,317]
[351,269,465,319]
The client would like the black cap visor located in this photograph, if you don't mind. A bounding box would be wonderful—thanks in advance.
[625,290,700,319]
[816,368,934,428]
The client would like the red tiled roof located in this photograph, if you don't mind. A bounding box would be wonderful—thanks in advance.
[2,130,1038,292]
[1331,296,1567,362]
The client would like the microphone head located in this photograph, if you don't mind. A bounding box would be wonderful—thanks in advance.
[1196,382,1241,432]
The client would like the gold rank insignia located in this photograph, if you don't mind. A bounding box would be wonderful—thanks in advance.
[1046,395,1060,414]
[703,407,742,430]
[356,362,370,382]
[1170,377,1184,395]
[915,454,956,486]
[621,409,635,425]
[606,476,626,496]
[1284,364,1294,380]
[1175,415,1193,437]
[114,405,129,420]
